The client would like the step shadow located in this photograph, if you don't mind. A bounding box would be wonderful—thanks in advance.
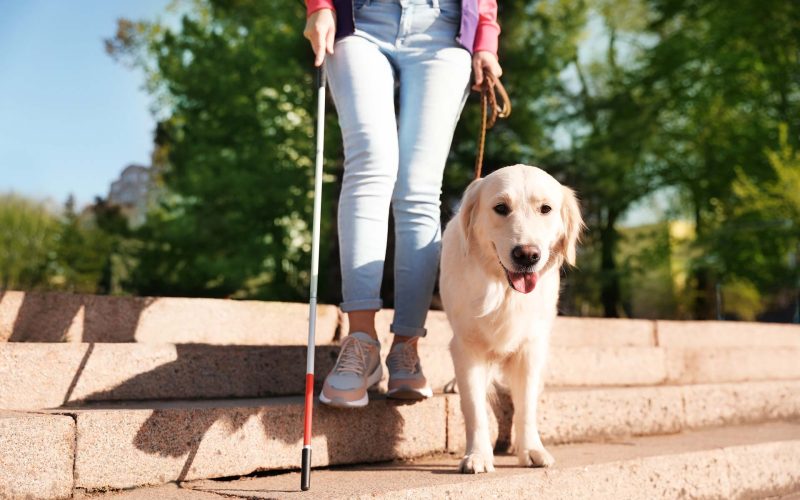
[3,290,152,342]
[127,394,409,484]
[2,290,153,407]
[64,343,512,488]
[70,345,410,487]
[70,345,340,403]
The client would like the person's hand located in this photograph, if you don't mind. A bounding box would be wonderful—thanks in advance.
[303,9,336,67]
[472,51,502,91]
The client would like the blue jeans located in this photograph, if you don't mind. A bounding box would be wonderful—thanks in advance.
[326,0,472,337]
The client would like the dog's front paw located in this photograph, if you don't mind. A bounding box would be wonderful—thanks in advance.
[518,447,555,468]
[459,453,495,474]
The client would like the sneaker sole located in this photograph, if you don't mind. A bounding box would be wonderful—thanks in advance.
[318,392,369,408]
[386,385,433,400]
[319,364,384,408]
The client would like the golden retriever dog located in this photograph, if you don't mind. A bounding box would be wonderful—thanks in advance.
[440,164,583,473]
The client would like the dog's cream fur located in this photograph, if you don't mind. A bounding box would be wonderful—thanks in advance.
[440,164,583,473]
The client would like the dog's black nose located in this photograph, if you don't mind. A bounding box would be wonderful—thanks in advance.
[512,245,540,267]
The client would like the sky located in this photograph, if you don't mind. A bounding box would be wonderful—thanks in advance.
[0,0,172,211]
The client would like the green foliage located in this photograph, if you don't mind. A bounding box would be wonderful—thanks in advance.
[108,0,337,300]
[618,222,678,319]
[98,0,798,320]
[720,278,762,321]
[0,194,125,293]
[638,0,800,317]
[0,194,60,290]
[52,196,122,294]
[713,124,800,291]
[463,0,666,316]
[495,0,800,318]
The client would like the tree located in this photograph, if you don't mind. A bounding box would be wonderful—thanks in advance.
[0,193,120,294]
[640,0,800,317]
[565,0,664,317]
[0,194,60,290]
[714,124,800,295]
[103,0,799,321]
[107,0,340,300]
[53,195,118,294]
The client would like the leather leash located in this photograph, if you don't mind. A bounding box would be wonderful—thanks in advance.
[474,73,511,180]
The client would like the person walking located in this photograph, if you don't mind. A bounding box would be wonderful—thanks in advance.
[303,0,502,407]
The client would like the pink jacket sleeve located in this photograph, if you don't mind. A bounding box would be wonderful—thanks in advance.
[474,0,501,56]
[306,0,335,16]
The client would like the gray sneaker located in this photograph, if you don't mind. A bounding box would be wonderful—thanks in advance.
[319,332,382,408]
[386,338,432,400]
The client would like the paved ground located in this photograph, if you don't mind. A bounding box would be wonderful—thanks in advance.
[76,422,800,499]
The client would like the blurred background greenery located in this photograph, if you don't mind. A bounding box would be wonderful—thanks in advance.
[1,0,798,321]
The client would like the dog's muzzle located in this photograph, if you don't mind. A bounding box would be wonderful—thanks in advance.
[493,244,539,294]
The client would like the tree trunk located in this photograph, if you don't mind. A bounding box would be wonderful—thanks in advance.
[600,210,621,318]
[691,201,715,319]
[692,267,714,319]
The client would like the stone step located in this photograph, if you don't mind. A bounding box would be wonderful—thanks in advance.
[0,343,660,409]
[447,379,800,453]
[0,290,651,347]
[4,341,800,410]
[0,290,341,345]
[0,411,74,500]
[30,380,800,492]
[4,290,799,348]
[0,343,339,410]
[171,422,800,500]
[655,319,800,347]
[7,340,800,410]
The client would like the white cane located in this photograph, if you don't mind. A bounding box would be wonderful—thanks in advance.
[301,63,326,492]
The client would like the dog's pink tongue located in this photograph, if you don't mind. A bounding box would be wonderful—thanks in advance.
[509,271,537,294]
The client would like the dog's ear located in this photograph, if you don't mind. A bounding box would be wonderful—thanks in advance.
[558,186,584,266]
[458,178,483,255]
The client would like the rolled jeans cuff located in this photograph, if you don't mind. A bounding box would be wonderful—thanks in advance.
[390,322,427,338]
[340,298,383,313]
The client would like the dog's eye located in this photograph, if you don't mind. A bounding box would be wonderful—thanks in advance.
[541,204,552,215]
[493,203,510,216]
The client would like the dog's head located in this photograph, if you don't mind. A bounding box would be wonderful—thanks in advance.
[457,164,584,294]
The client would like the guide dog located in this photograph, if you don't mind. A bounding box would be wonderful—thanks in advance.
[440,164,583,473]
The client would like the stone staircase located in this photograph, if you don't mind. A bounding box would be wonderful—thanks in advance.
[1,290,799,499]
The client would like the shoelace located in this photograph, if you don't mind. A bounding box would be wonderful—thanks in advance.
[334,336,369,376]
[388,341,419,374]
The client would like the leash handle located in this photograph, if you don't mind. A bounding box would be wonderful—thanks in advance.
[474,73,511,180]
